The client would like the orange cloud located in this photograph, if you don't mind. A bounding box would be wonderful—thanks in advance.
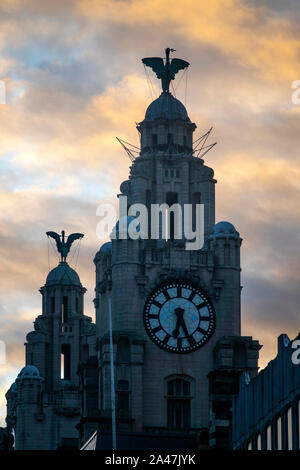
[76,0,300,82]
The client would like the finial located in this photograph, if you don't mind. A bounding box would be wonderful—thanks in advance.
[142,48,189,93]
[46,230,84,262]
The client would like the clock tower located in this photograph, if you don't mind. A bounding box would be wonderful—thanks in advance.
[89,50,261,449]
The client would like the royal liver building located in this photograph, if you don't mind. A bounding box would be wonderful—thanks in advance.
[5,50,260,450]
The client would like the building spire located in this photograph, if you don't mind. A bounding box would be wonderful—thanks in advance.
[142,48,189,93]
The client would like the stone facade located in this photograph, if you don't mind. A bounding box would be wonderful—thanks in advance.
[82,91,261,449]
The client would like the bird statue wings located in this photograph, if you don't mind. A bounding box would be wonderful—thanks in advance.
[46,230,84,262]
[142,48,189,93]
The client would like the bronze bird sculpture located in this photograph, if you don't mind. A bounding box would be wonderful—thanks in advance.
[142,48,189,93]
[46,230,84,262]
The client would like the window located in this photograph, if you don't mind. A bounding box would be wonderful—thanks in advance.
[62,296,68,324]
[167,379,191,429]
[117,380,129,411]
[267,425,272,450]
[257,433,261,450]
[152,134,158,146]
[51,296,55,314]
[76,297,79,313]
[176,170,180,178]
[117,337,130,363]
[167,133,173,145]
[277,416,282,450]
[83,344,89,362]
[287,407,293,450]
[247,441,252,450]
[61,344,71,380]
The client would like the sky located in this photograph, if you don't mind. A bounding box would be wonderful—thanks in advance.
[0,0,300,425]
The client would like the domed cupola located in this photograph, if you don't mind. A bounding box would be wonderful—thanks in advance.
[144,92,190,122]
[16,365,43,381]
[137,48,196,155]
[46,261,82,287]
[209,221,240,239]
[137,92,196,154]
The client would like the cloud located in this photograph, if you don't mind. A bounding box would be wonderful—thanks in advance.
[76,0,300,82]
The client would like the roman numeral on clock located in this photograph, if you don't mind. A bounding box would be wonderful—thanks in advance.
[200,315,210,321]
[163,334,170,344]
[163,290,170,300]
[197,327,207,335]
[152,325,162,334]
[188,335,196,346]
[188,291,196,301]
[196,301,206,310]
[148,314,159,320]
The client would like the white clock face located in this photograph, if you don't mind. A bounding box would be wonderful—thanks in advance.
[143,281,216,353]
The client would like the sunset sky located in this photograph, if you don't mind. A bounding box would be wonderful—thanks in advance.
[0,0,300,425]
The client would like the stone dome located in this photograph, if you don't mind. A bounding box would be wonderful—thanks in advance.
[46,261,81,286]
[144,92,190,122]
[209,221,239,239]
[17,365,41,380]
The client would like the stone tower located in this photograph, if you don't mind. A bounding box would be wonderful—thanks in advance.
[92,55,261,449]
[6,259,96,450]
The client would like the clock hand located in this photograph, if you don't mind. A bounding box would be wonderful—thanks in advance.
[172,318,180,338]
[178,316,190,338]
[172,307,185,338]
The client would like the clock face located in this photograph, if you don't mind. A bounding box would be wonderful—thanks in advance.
[143,281,216,354]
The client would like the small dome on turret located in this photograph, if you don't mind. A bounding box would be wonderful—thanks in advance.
[111,216,142,239]
[99,241,112,254]
[46,261,81,287]
[209,221,240,239]
[17,365,42,380]
[144,92,190,122]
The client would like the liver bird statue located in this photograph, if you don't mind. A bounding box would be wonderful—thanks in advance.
[46,230,84,262]
[142,48,189,93]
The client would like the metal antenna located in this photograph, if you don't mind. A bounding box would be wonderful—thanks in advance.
[116,137,140,162]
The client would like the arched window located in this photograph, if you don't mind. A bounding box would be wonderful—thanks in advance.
[277,416,282,450]
[266,424,272,450]
[61,344,71,380]
[287,407,293,450]
[166,378,191,429]
[257,433,261,450]
[116,337,130,364]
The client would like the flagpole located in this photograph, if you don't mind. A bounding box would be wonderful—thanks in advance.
[108,297,117,450]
